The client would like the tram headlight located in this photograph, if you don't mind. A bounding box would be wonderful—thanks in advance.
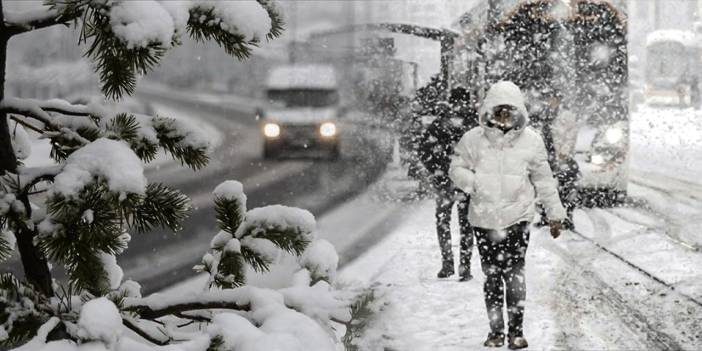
[320,122,337,137]
[263,123,280,138]
[605,127,624,144]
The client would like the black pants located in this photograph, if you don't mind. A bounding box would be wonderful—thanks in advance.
[435,191,472,270]
[473,222,530,336]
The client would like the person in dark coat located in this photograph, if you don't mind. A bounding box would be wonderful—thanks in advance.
[690,75,700,110]
[418,86,479,281]
[534,90,580,230]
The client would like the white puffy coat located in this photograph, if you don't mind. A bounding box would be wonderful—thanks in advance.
[449,81,566,230]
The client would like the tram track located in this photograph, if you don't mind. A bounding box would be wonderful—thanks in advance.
[573,209,702,310]
[540,206,702,349]
[601,206,701,252]
[570,226,702,309]
[543,214,684,350]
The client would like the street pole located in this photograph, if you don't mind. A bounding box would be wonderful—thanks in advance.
[488,0,503,34]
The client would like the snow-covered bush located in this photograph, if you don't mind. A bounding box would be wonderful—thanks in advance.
[0,1,350,350]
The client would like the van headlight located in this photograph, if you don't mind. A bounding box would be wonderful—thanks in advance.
[263,123,280,138]
[320,122,336,137]
[605,127,624,144]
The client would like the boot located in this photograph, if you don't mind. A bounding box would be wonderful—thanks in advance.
[437,260,454,278]
[458,265,473,282]
[483,332,505,347]
[508,335,528,349]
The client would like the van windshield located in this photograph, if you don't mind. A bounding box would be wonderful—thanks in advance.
[266,89,339,108]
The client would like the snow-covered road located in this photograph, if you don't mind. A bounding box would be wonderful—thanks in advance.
[116,87,394,293]
[335,105,702,350]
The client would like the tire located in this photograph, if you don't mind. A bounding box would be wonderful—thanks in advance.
[327,144,340,161]
[263,143,278,159]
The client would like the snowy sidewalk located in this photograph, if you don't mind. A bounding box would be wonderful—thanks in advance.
[340,200,567,350]
[335,193,693,351]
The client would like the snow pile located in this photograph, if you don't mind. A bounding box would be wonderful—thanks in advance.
[152,116,211,152]
[118,280,142,299]
[108,0,272,50]
[110,1,175,49]
[0,192,24,217]
[9,121,31,160]
[98,252,124,290]
[213,180,247,208]
[198,1,272,40]
[281,278,351,324]
[76,298,122,346]
[237,205,316,239]
[206,287,337,351]
[52,138,146,197]
[300,239,339,281]
[210,230,234,250]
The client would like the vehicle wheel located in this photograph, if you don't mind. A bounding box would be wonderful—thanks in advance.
[327,144,340,161]
[263,143,278,159]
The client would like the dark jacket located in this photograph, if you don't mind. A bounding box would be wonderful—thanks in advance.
[418,105,478,195]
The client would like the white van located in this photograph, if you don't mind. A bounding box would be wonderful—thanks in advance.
[259,64,342,159]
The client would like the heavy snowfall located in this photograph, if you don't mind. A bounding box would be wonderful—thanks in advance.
[0,0,701,350]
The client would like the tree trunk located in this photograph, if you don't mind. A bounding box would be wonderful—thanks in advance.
[0,2,54,296]
[0,2,16,174]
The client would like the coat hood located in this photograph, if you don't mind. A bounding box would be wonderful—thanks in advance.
[478,81,529,131]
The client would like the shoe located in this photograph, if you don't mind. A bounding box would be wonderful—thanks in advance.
[437,264,454,278]
[483,332,505,347]
[459,273,473,282]
[458,266,472,281]
[508,335,528,349]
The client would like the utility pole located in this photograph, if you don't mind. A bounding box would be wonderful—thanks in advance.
[288,1,297,64]
[488,0,503,34]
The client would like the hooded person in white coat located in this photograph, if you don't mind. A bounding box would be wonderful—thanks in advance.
[449,81,565,349]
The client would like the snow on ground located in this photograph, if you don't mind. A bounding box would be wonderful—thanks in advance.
[630,106,702,183]
[338,199,702,350]
[340,202,611,350]
[328,105,702,350]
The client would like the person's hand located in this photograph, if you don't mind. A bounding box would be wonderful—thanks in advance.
[549,221,562,239]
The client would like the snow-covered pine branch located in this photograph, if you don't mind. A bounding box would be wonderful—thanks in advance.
[0,1,316,349]
[39,0,284,99]
[2,6,76,36]
[197,181,319,289]
[0,98,91,146]
[0,96,211,168]
[2,181,350,350]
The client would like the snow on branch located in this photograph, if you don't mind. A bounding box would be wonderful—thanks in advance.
[2,6,78,36]
[123,288,253,319]
[121,317,170,346]
[58,0,284,99]
[0,98,91,145]
[37,99,95,117]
